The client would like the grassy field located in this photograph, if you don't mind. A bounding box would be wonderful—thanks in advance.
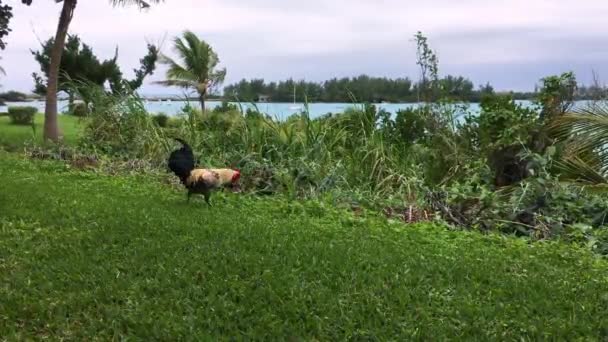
[0,114,83,148]
[0,152,607,340]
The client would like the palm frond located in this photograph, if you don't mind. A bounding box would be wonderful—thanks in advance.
[155,31,226,95]
[173,35,199,75]
[152,79,196,89]
[555,156,608,184]
[551,103,608,147]
[209,68,227,86]
[549,101,608,182]
[158,54,198,82]
[109,0,162,9]
[560,181,608,195]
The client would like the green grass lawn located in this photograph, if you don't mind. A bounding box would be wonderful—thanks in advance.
[0,114,83,148]
[1,152,607,340]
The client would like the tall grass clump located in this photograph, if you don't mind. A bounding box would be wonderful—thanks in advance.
[70,80,169,164]
[152,113,169,127]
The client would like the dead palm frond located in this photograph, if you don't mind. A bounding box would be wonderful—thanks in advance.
[549,102,608,185]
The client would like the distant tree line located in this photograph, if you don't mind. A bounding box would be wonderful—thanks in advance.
[0,90,28,102]
[223,75,501,103]
[223,75,608,103]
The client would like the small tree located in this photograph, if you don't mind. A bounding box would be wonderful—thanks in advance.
[537,72,577,122]
[32,34,158,112]
[413,31,439,103]
[30,0,161,142]
[32,35,112,112]
[0,0,26,83]
[0,0,33,50]
[106,43,159,95]
[155,30,226,112]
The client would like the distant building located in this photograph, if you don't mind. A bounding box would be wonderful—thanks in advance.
[257,95,271,102]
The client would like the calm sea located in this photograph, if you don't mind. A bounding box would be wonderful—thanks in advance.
[0,99,593,121]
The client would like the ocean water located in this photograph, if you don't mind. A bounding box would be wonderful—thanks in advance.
[0,99,593,121]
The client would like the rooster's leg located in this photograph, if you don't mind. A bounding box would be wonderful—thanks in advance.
[203,191,212,206]
[187,190,193,203]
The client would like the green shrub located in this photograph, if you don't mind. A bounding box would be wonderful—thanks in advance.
[8,106,37,125]
[213,100,239,114]
[475,95,538,151]
[71,102,88,117]
[166,117,182,128]
[79,86,166,162]
[152,113,169,127]
[393,107,428,146]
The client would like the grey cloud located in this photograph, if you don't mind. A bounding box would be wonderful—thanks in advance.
[1,0,608,94]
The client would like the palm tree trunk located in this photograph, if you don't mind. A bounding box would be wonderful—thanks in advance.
[44,0,77,142]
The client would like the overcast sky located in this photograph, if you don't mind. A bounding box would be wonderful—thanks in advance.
[1,0,608,95]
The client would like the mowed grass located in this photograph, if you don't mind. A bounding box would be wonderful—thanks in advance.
[0,153,607,340]
[0,114,83,148]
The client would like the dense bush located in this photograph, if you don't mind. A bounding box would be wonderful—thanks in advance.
[71,102,88,117]
[212,100,239,114]
[152,113,169,127]
[392,107,428,146]
[78,85,166,162]
[7,106,36,125]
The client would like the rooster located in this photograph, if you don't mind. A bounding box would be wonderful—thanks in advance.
[168,138,241,205]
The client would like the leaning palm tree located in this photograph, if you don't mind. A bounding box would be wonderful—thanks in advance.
[41,0,161,142]
[155,31,226,112]
[550,102,608,187]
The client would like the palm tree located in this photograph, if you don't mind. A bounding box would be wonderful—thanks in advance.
[42,0,161,143]
[550,102,608,187]
[155,31,226,112]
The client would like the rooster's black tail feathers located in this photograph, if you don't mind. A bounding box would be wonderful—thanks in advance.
[168,138,195,184]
